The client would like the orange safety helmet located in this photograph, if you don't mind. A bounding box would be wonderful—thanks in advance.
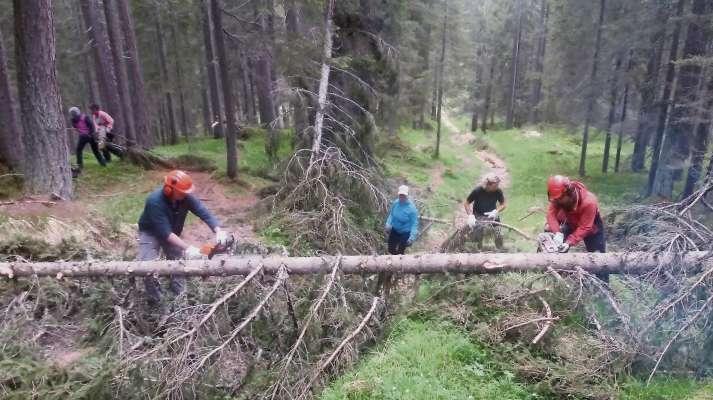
[163,170,195,199]
[547,175,571,201]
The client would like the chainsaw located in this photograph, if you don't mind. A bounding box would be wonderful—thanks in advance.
[200,234,236,259]
[537,232,560,253]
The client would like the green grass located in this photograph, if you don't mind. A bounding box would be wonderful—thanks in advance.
[72,130,293,224]
[320,319,531,400]
[620,378,713,399]
[451,120,647,249]
[380,122,481,219]
[153,129,293,178]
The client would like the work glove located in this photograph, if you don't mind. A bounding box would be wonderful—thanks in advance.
[467,214,477,227]
[215,228,227,245]
[484,209,499,219]
[557,242,570,253]
[553,232,564,245]
[185,245,202,259]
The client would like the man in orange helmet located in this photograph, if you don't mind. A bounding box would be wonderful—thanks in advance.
[137,170,226,305]
[546,175,606,256]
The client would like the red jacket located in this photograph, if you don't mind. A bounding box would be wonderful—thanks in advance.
[547,181,600,245]
[92,110,114,130]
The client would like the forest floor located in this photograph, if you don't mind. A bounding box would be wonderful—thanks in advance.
[2,121,713,399]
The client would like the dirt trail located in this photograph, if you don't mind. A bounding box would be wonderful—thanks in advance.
[174,172,260,246]
[443,113,510,227]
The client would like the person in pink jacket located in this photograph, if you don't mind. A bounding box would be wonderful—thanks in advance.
[90,104,122,162]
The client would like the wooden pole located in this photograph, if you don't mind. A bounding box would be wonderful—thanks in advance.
[0,252,709,279]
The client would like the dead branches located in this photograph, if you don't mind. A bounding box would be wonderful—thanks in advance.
[300,296,380,399]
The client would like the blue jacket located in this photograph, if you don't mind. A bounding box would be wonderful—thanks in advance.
[138,187,220,240]
[385,199,419,242]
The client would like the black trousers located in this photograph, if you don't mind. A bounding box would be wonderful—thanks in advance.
[102,132,123,162]
[563,212,608,281]
[387,230,410,255]
[76,135,106,167]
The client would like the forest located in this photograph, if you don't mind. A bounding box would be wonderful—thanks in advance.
[1,0,713,398]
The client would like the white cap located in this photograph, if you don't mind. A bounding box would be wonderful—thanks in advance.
[398,185,409,196]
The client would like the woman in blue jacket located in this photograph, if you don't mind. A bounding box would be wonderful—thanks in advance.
[385,185,420,254]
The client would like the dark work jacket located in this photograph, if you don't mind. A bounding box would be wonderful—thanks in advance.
[138,187,219,240]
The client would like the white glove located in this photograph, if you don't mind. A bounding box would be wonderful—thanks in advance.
[485,209,499,219]
[467,214,477,227]
[553,232,564,245]
[185,246,202,259]
[215,228,227,245]
[557,242,570,253]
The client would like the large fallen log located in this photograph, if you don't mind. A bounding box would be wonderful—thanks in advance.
[0,252,710,278]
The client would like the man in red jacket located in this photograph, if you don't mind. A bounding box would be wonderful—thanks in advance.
[546,175,606,254]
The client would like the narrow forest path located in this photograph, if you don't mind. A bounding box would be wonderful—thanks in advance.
[417,113,511,252]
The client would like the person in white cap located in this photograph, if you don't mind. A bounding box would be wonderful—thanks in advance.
[463,174,507,249]
[384,184,420,255]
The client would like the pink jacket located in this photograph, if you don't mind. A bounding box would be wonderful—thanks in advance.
[93,110,114,130]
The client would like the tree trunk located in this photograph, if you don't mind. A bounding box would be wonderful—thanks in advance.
[117,0,151,148]
[285,0,310,147]
[0,27,24,170]
[200,64,211,137]
[211,0,238,178]
[434,1,448,159]
[13,0,72,198]
[80,0,123,140]
[602,56,622,173]
[615,50,633,173]
[648,0,686,196]
[155,6,178,145]
[528,0,549,124]
[170,23,190,139]
[74,9,99,107]
[632,3,667,171]
[470,47,483,133]
[238,52,256,124]
[481,56,496,133]
[103,0,136,145]
[310,0,335,163]
[201,0,223,139]
[682,2,713,196]
[578,0,606,177]
[2,251,710,279]
[506,0,523,129]
[431,57,438,119]
[255,2,278,160]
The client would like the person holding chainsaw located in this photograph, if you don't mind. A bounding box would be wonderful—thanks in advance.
[90,104,123,163]
[69,106,106,169]
[546,175,607,280]
[464,174,507,249]
[384,185,419,255]
[137,170,227,305]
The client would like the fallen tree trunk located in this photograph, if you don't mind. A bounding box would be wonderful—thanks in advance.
[0,252,710,278]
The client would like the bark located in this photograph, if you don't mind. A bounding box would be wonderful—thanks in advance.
[13,0,73,198]
[528,0,549,124]
[255,3,278,160]
[80,0,123,139]
[75,10,99,107]
[434,1,448,159]
[648,0,686,196]
[481,56,496,133]
[103,0,136,145]
[238,52,255,124]
[614,51,633,173]
[211,0,238,178]
[2,252,710,278]
[578,0,606,177]
[170,23,190,139]
[506,0,524,129]
[285,0,310,147]
[602,55,622,173]
[117,0,151,148]
[310,0,335,163]
[155,6,178,145]
[201,0,223,139]
[201,64,211,136]
[0,27,23,170]
[632,3,668,171]
[470,48,483,132]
